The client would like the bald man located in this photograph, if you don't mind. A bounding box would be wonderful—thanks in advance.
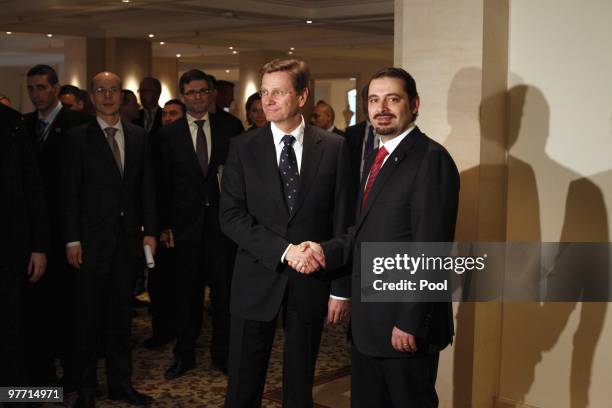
[310,100,345,136]
[63,72,156,407]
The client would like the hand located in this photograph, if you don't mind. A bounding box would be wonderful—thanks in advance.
[391,326,417,353]
[286,242,325,274]
[160,229,174,248]
[143,235,157,256]
[27,252,47,283]
[66,244,83,269]
[327,298,350,325]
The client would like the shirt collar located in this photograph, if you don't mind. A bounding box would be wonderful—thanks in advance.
[96,116,122,132]
[271,116,305,147]
[38,101,62,124]
[326,125,335,132]
[379,123,416,155]
[186,112,209,126]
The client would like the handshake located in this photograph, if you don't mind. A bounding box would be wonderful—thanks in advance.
[286,241,326,274]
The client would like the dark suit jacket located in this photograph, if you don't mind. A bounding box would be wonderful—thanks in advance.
[219,124,354,323]
[332,126,346,137]
[133,107,162,136]
[0,104,48,269]
[62,120,156,260]
[24,106,90,248]
[323,127,459,357]
[159,112,244,242]
[345,120,368,187]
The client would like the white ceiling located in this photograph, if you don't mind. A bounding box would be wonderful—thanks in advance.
[0,0,393,67]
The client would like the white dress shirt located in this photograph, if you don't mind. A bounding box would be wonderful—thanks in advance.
[37,101,63,142]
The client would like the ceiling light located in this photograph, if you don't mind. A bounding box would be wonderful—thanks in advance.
[290,47,295,51]
[288,51,293,55]
[176,53,181,58]
[148,34,154,38]
[225,69,230,73]
[6,31,12,35]
[122,0,131,3]
[159,41,165,45]
[228,46,233,50]
[306,20,313,24]
[232,50,238,54]
[46,33,53,37]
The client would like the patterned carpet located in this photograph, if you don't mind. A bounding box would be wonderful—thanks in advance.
[57,304,351,407]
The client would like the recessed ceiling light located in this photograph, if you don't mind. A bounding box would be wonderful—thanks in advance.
[228,46,233,50]
[288,51,293,55]
[232,50,238,54]
[159,41,165,45]
[176,53,181,58]
[290,47,295,51]
[148,34,154,38]
[225,69,230,73]
[46,33,53,37]
[306,20,313,24]
[122,0,131,3]
[6,31,12,35]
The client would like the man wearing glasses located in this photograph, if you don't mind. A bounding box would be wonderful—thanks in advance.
[63,71,157,407]
[158,69,244,380]
[220,59,353,407]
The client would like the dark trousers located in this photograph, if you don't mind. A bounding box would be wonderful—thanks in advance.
[173,208,234,363]
[224,296,325,408]
[0,266,26,386]
[72,232,137,393]
[147,245,176,340]
[351,345,440,408]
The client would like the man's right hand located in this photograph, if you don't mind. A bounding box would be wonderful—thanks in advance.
[286,241,326,274]
[160,229,175,248]
[66,244,83,269]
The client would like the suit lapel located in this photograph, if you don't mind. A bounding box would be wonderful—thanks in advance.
[122,122,137,181]
[355,127,421,231]
[208,113,222,173]
[290,125,323,220]
[253,125,290,218]
[90,121,122,181]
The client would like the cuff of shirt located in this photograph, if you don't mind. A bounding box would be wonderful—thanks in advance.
[66,241,81,248]
[280,243,292,263]
[330,295,350,300]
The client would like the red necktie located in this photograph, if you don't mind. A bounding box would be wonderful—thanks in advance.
[361,146,388,208]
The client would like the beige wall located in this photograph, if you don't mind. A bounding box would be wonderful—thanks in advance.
[313,78,356,131]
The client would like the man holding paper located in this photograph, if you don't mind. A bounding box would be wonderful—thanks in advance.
[63,71,157,407]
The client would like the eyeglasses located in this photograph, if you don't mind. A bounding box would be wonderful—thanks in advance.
[259,89,293,99]
[95,86,120,95]
[183,88,212,97]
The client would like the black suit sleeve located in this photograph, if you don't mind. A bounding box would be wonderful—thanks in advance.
[158,130,174,231]
[20,127,48,253]
[62,128,83,243]
[219,138,290,272]
[395,147,459,335]
[329,140,355,298]
[141,134,157,236]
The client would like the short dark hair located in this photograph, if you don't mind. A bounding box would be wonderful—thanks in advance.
[259,59,310,93]
[27,64,58,85]
[139,77,162,94]
[60,84,84,101]
[217,80,235,90]
[164,98,186,114]
[369,67,419,118]
[179,69,212,94]
[121,89,136,105]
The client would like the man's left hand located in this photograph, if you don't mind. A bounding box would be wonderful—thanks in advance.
[143,235,157,257]
[391,326,417,353]
[327,298,350,325]
[27,252,47,283]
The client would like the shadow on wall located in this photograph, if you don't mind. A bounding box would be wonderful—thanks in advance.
[448,67,609,407]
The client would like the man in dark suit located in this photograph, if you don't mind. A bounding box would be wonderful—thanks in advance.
[296,68,459,407]
[345,85,377,190]
[63,71,156,407]
[310,100,345,137]
[0,103,48,387]
[220,59,353,408]
[134,77,163,136]
[23,64,90,386]
[159,69,244,380]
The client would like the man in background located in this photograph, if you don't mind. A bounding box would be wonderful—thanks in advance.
[59,84,86,112]
[161,98,185,126]
[310,100,345,136]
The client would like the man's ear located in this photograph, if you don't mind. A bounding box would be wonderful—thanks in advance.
[298,87,309,108]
